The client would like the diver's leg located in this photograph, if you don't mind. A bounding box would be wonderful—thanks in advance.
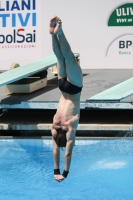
[54,17,83,87]
[50,16,66,79]
[51,34,66,79]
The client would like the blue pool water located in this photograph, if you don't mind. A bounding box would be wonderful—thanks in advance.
[0,138,133,200]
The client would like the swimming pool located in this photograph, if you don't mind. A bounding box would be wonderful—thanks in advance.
[0,138,133,200]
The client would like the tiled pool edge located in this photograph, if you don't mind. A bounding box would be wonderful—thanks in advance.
[0,123,133,131]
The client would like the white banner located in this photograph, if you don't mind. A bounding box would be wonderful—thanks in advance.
[0,0,42,69]
[0,0,133,70]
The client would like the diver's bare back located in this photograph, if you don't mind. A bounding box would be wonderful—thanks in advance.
[53,92,81,131]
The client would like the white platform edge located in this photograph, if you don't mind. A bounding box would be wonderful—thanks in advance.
[0,123,133,131]
[0,101,133,109]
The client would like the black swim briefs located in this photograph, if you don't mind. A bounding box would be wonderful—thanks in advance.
[58,78,82,95]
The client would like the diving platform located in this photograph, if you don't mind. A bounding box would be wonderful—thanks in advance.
[0,53,80,87]
[0,54,133,110]
[0,55,57,87]
[1,53,79,94]
[87,76,133,103]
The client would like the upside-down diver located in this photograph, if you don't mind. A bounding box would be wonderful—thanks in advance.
[50,16,83,182]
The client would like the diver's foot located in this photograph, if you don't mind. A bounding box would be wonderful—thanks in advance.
[54,17,63,36]
[49,16,57,34]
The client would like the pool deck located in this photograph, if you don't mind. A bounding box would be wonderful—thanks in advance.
[0,69,133,133]
[1,69,133,108]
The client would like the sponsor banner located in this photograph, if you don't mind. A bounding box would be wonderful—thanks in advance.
[106,34,133,57]
[108,3,133,26]
[0,0,42,68]
[0,0,132,70]
[107,2,133,60]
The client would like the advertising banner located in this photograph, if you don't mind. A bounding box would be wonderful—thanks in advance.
[106,2,133,68]
[0,0,42,69]
[0,0,133,70]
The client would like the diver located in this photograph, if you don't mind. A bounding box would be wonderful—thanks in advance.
[50,16,83,182]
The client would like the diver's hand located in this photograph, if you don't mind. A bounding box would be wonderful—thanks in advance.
[54,174,65,182]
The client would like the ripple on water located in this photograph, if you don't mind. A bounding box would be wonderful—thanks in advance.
[0,139,133,200]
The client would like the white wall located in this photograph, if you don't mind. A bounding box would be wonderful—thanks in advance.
[0,0,133,70]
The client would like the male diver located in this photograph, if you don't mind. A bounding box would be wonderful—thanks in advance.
[50,16,83,182]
